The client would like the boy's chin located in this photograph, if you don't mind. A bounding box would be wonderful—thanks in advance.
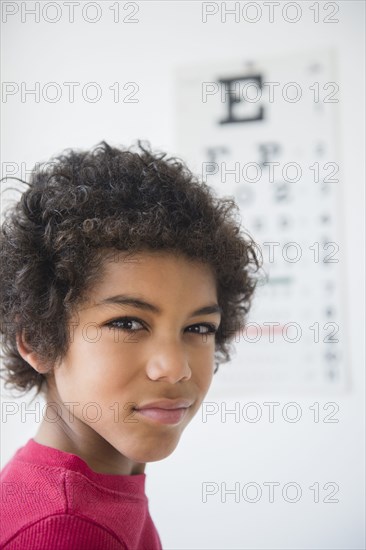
[125,440,180,464]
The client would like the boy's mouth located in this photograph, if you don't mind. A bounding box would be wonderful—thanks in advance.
[133,398,193,425]
[134,407,189,424]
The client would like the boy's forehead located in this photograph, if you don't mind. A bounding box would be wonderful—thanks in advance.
[100,249,214,276]
[77,249,218,312]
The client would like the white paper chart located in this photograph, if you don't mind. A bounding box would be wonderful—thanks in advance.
[174,49,349,394]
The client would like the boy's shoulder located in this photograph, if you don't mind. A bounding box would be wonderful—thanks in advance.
[0,439,162,550]
[1,442,70,546]
[1,513,125,549]
[0,451,128,548]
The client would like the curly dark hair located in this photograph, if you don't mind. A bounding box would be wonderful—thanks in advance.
[0,140,263,399]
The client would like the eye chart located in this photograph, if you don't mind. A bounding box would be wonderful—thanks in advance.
[175,49,349,394]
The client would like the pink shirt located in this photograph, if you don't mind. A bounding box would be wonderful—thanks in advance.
[0,439,162,549]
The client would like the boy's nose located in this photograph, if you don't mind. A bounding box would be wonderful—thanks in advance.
[145,341,192,383]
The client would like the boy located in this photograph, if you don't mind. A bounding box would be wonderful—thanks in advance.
[0,141,261,549]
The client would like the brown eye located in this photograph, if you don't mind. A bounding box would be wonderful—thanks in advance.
[107,317,145,331]
[186,324,218,335]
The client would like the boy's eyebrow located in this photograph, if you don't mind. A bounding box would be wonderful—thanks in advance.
[95,294,222,317]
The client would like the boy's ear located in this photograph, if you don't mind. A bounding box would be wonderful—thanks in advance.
[16,330,49,374]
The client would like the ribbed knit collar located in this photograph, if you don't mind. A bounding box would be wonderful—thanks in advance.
[13,438,147,495]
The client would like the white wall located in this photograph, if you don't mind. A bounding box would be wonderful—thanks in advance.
[1,2,365,549]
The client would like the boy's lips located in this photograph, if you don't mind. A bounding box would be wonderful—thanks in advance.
[133,398,194,425]
[134,398,194,410]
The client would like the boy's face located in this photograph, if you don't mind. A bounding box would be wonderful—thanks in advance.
[44,250,221,468]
